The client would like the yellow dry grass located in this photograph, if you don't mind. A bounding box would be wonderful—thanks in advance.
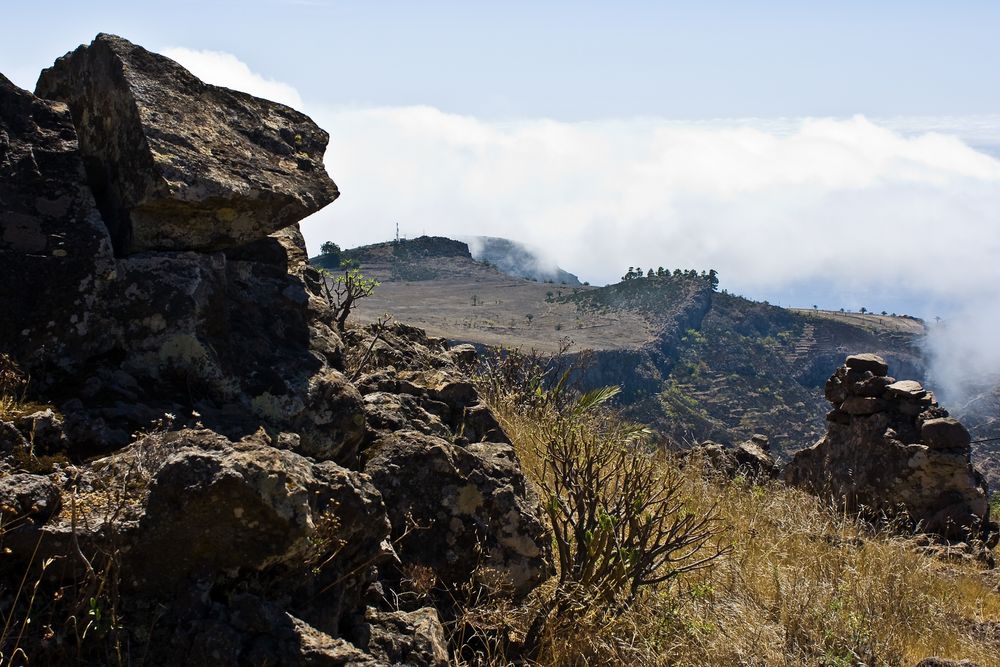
[477,387,1000,667]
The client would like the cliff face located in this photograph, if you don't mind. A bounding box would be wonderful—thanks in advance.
[0,35,550,665]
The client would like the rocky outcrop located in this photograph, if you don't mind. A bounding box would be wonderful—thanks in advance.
[0,34,551,665]
[35,33,338,255]
[785,354,997,548]
[350,322,553,601]
[365,431,551,599]
[0,73,117,374]
[3,37,355,466]
[683,434,778,481]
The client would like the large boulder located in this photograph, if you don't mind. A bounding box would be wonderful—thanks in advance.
[364,430,552,599]
[785,355,997,547]
[35,33,338,254]
[120,429,390,593]
[0,73,116,374]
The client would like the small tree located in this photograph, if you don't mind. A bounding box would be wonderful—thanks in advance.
[321,268,379,331]
[860,307,868,315]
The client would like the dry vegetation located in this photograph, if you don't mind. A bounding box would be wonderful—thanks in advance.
[0,354,29,423]
[349,252,655,354]
[463,348,1000,667]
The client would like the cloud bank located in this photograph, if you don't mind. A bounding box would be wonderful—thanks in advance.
[167,48,1000,403]
[311,106,1000,302]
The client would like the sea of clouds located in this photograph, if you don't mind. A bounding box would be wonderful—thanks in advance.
[165,47,1000,404]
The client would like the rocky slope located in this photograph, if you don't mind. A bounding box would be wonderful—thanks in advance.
[0,34,550,665]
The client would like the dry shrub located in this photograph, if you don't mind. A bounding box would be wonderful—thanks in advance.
[0,354,28,421]
[467,346,1000,667]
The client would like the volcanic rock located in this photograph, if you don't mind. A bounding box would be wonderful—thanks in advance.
[364,430,552,600]
[35,34,338,254]
[0,34,553,665]
[0,74,116,374]
[683,434,779,481]
[844,353,889,376]
[0,473,61,523]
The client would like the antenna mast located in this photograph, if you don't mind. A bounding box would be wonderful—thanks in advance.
[395,221,400,244]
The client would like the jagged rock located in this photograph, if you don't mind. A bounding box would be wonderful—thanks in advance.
[166,597,386,667]
[1,33,557,665]
[887,379,926,398]
[447,343,479,367]
[0,73,116,375]
[840,396,884,415]
[358,608,449,667]
[226,224,310,270]
[0,473,61,522]
[287,370,367,463]
[364,430,552,599]
[0,420,28,454]
[363,392,451,440]
[397,369,478,408]
[683,434,778,480]
[786,355,997,547]
[459,402,510,444]
[845,353,889,376]
[35,34,338,254]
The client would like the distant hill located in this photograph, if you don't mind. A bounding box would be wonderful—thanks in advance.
[560,276,925,456]
[465,236,582,285]
[332,236,946,468]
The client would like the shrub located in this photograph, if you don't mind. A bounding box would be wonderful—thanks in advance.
[532,386,727,611]
[474,347,728,659]
[320,268,379,331]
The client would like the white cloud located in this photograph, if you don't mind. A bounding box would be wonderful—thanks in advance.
[146,50,1000,402]
[161,47,304,109]
[305,106,1000,301]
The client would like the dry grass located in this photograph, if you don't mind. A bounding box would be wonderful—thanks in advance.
[0,354,28,423]
[466,352,1000,667]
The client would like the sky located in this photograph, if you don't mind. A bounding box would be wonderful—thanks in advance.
[3,1,1000,399]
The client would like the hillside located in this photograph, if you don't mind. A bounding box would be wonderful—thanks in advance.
[330,237,655,353]
[341,237,928,461]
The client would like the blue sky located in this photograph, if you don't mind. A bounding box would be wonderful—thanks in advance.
[5,1,1000,120]
[3,2,1000,395]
